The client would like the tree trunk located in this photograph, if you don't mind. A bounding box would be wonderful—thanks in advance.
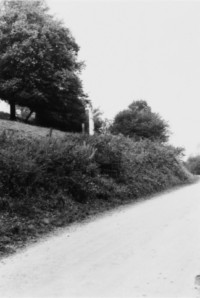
[10,102,16,121]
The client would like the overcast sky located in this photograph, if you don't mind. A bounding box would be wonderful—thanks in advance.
[1,0,200,158]
[48,0,200,158]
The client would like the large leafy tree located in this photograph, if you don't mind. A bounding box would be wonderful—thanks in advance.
[111,100,169,142]
[0,0,86,131]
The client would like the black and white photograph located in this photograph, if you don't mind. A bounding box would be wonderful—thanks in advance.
[0,0,200,297]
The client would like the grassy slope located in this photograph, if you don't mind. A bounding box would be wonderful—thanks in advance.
[0,119,66,139]
[0,120,119,258]
[0,119,195,259]
[0,121,65,256]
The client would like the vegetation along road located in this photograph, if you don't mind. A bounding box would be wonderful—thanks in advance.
[0,181,200,298]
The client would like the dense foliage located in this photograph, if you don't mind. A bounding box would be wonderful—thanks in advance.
[0,128,193,256]
[111,100,169,142]
[0,131,191,211]
[0,111,9,120]
[92,108,104,133]
[185,155,200,175]
[0,0,86,131]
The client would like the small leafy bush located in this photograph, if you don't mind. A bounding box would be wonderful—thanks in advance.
[185,155,200,175]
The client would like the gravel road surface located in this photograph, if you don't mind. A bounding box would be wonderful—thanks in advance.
[0,181,200,298]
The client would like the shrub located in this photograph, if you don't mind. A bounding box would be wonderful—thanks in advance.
[0,111,10,120]
[0,133,98,202]
[185,155,200,175]
[88,135,190,198]
[0,131,192,218]
[0,128,194,258]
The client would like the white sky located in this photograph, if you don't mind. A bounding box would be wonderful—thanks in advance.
[1,0,200,157]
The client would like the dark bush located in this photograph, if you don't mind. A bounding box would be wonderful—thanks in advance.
[87,134,191,198]
[0,131,192,218]
[185,155,200,175]
[0,128,194,259]
[0,111,10,120]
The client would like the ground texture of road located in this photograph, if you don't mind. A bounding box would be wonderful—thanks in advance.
[0,181,200,298]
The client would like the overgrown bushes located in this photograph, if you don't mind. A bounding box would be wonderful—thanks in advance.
[0,131,192,211]
[185,155,200,175]
[0,111,9,120]
[0,130,194,257]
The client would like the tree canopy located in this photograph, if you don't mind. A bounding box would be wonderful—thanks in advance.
[111,100,169,142]
[0,0,86,131]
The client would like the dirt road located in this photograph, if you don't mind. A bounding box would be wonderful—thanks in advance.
[0,181,200,298]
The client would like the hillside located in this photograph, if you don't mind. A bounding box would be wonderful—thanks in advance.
[0,119,194,259]
[0,119,66,139]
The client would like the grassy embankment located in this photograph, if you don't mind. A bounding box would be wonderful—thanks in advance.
[0,119,195,258]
